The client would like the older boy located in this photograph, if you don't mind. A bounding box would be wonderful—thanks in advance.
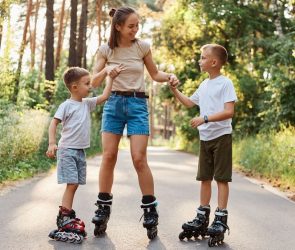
[46,66,116,243]
[170,44,237,246]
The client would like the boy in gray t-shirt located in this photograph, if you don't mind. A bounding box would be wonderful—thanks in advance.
[46,66,115,243]
[170,44,237,246]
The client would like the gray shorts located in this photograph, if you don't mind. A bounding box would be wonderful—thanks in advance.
[57,148,86,185]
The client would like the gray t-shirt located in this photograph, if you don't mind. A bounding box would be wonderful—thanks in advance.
[190,75,237,141]
[54,97,97,149]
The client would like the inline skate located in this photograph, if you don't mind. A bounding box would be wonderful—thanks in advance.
[207,208,230,247]
[48,206,86,244]
[92,197,112,236]
[140,201,159,240]
[179,205,210,241]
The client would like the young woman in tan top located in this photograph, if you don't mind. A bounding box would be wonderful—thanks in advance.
[91,6,179,239]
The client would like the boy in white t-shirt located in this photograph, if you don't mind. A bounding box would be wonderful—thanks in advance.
[46,67,115,243]
[170,44,237,246]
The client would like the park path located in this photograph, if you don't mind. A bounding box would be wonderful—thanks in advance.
[0,147,294,250]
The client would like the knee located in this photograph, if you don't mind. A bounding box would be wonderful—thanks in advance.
[132,153,147,171]
[66,184,79,192]
[102,151,118,164]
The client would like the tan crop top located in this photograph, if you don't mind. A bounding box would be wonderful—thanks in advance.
[98,39,150,92]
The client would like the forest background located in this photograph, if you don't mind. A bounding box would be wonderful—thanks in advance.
[0,0,294,195]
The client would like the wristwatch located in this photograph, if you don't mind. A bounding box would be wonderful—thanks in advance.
[204,115,209,123]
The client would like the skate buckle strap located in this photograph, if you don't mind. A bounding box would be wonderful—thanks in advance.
[140,200,158,209]
[196,209,206,215]
[96,198,113,205]
[215,221,230,235]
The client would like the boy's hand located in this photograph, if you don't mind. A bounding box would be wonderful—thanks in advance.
[46,144,58,159]
[106,64,125,79]
[168,74,179,88]
[190,116,205,128]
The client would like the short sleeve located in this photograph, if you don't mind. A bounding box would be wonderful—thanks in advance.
[223,80,238,103]
[83,97,98,112]
[136,40,150,58]
[98,44,111,60]
[54,103,66,121]
[190,89,200,105]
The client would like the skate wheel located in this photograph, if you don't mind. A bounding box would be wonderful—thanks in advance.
[48,229,58,239]
[147,227,158,240]
[179,231,186,241]
[208,237,216,247]
[94,224,107,236]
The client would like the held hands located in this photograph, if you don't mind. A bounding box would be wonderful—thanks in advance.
[46,144,58,159]
[190,116,205,128]
[168,74,179,89]
[106,64,125,79]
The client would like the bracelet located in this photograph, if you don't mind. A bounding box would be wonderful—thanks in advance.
[204,115,209,123]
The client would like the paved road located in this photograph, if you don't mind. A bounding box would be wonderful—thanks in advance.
[0,147,294,250]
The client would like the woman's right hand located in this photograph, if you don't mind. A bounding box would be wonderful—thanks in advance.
[106,64,125,79]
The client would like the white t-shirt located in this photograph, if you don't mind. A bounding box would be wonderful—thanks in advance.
[189,75,237,141]
[54,97,97,149]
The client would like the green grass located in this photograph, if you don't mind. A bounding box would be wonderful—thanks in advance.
[233,127,295,189]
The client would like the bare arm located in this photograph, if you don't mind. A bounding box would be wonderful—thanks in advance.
[46,118,60,158]
[190,102,235,128]
[91,55,108,88]
[170,86,196,108]
[96,79,113,105]
[144,51,179,86]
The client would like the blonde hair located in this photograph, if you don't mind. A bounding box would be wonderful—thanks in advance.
[63,67,89,90]
[201,44,228,65]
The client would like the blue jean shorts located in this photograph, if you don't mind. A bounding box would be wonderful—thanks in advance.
[101,94,149,135]
[57,148,86,184]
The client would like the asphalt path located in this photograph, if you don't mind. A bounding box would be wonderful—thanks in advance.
[0,147,294,250]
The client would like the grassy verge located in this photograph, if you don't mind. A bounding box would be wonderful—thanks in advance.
[233,127,295,192]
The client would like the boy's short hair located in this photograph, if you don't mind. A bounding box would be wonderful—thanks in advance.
[201,44,228,65]
[63,67,90,90]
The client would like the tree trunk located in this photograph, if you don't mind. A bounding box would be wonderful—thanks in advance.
[44,0,54,102]
[38,35,45,82]
[13,0,33,103]
[55,0,66,69]
[45,0,54,80]
[96,0,103,46]
[77,0,88,68]
[30,0,40,69]
[68,0,78,66]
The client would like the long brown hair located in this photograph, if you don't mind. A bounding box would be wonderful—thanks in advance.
[108,7,137,49]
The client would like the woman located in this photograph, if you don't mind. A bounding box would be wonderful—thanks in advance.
[91,6,178,239]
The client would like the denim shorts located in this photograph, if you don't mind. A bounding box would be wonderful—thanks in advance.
[101,94,149,136]
[57,148,86,184]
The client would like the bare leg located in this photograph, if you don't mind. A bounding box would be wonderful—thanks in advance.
[130,135,154,195]
[99,132,121,193]
[62,184,79,209]
[217,181,229,209]
[200,180,212,206]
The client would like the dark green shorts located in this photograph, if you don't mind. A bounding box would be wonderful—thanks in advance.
[197,134,232,182]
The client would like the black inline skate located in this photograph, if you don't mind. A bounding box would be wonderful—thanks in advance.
[48,206,86,244]
[207,208,230,247]
[140,201,159,240]
[179,205,210,241]
[92,196,112,236]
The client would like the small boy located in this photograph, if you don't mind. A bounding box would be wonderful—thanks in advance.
[170,44,237,246]
[46,67,113,243]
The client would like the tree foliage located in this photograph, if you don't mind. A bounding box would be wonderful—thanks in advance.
[153,0,295,139]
